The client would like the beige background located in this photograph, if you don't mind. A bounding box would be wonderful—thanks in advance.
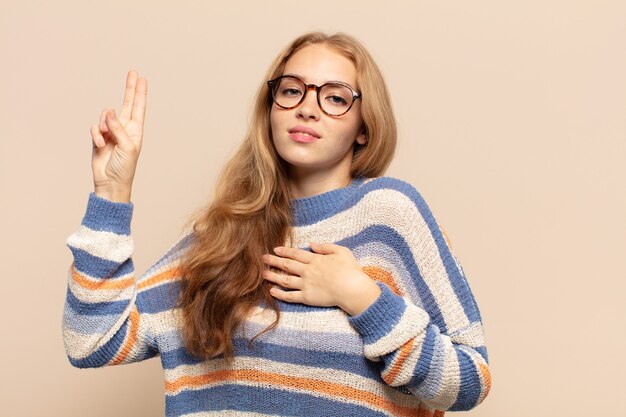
[1,1,624,416]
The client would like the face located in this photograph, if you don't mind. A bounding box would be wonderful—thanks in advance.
[269,44,366,180]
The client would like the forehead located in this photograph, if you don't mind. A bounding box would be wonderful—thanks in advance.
[283,44,357,87]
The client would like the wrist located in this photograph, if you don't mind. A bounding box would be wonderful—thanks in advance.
[341,274,382,317]
[94,184,132,203]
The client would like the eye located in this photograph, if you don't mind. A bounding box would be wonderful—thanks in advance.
[327,95,348,105]
[281,88,303,97]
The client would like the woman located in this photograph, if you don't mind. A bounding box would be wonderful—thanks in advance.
[64,32,491,416]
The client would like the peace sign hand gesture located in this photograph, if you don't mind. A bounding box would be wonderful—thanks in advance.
[90,70,148,203]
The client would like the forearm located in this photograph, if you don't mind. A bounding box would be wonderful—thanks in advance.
[63,192,156,367]
[347,282,491,411]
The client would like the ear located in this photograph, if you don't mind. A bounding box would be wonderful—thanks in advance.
[355,125,367,145]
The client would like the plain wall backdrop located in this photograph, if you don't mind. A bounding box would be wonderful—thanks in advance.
[1,1,625,416]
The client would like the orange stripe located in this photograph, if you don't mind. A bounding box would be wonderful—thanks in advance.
[166,369,426,417]
[110,306,140,365]
[71,263,135,290]
[478,363,492,402]
[71,262,181,292]
[361,266,403,295]
[418,406,443,417]
[137,265,182,290]
[383,338,415,385]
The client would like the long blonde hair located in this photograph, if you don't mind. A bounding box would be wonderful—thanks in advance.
[176,31,398,365]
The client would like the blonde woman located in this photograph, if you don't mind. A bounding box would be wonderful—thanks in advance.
[64,32,491,416]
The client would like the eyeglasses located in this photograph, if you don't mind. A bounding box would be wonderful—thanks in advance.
[267,75,361,117]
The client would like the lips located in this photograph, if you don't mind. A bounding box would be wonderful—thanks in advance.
[288,126,320,139]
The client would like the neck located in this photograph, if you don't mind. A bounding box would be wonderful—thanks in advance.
[287,166,352,200]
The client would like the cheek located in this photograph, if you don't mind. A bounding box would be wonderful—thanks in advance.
[336,119,363,145]
[269,107,284,138]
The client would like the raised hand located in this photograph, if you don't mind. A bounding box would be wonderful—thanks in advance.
[90,70,148,203]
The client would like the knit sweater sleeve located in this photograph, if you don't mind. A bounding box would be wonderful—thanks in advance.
[347,183,492,411]
[62,192,189,368]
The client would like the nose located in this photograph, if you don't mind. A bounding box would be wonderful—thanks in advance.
[296,86,321,120]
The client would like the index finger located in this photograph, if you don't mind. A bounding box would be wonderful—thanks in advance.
[272,246,313,264]
[120,70,138,121]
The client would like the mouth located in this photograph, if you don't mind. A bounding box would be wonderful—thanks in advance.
[288,126,320,139]
[288,131,320,143]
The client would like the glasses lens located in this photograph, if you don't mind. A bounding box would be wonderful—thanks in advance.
[320,84,353,116]
[271,77,305,108]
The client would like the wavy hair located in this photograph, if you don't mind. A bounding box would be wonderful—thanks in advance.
[176,31,398,365]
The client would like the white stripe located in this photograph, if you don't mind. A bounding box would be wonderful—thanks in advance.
[62,294,136,360]
[244,304,358,333]
[448,321,486,347]
[66,225,133,263]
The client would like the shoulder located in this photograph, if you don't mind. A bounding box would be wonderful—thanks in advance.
[358,176,454,252]
[356,175,445,233]
[359,175,430,212]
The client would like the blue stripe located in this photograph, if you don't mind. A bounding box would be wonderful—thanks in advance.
[344,176,483,325]
[160,346,203,368]
[63,304,120,334]
[291,176,367,226]
[69,247,134,280]
[68,318,129,368]
[260,298,336,313]
[65,287,130,316]
[406,324,437,388]
[162,338,382,382]
[395,178,482,323]
[81,192,133,235]
[157,319,365,357]
[136,280,181,314]
[475,345,489,363]
[407,323,447,400]
[449,348,482,411]
[165,384,390,417]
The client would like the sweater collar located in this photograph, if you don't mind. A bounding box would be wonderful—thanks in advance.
[290,176,367,226]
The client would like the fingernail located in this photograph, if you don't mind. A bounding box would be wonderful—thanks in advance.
[109,109,116,119]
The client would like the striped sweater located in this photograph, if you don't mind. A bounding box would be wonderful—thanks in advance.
[63,175,491,416]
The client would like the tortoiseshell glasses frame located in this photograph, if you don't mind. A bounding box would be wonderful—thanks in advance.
[267,75,362,117]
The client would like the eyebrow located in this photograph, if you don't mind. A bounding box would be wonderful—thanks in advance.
[283,73,357,90]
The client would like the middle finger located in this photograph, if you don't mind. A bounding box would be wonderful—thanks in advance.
[263,269,303,290]
[262,254,304,276]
